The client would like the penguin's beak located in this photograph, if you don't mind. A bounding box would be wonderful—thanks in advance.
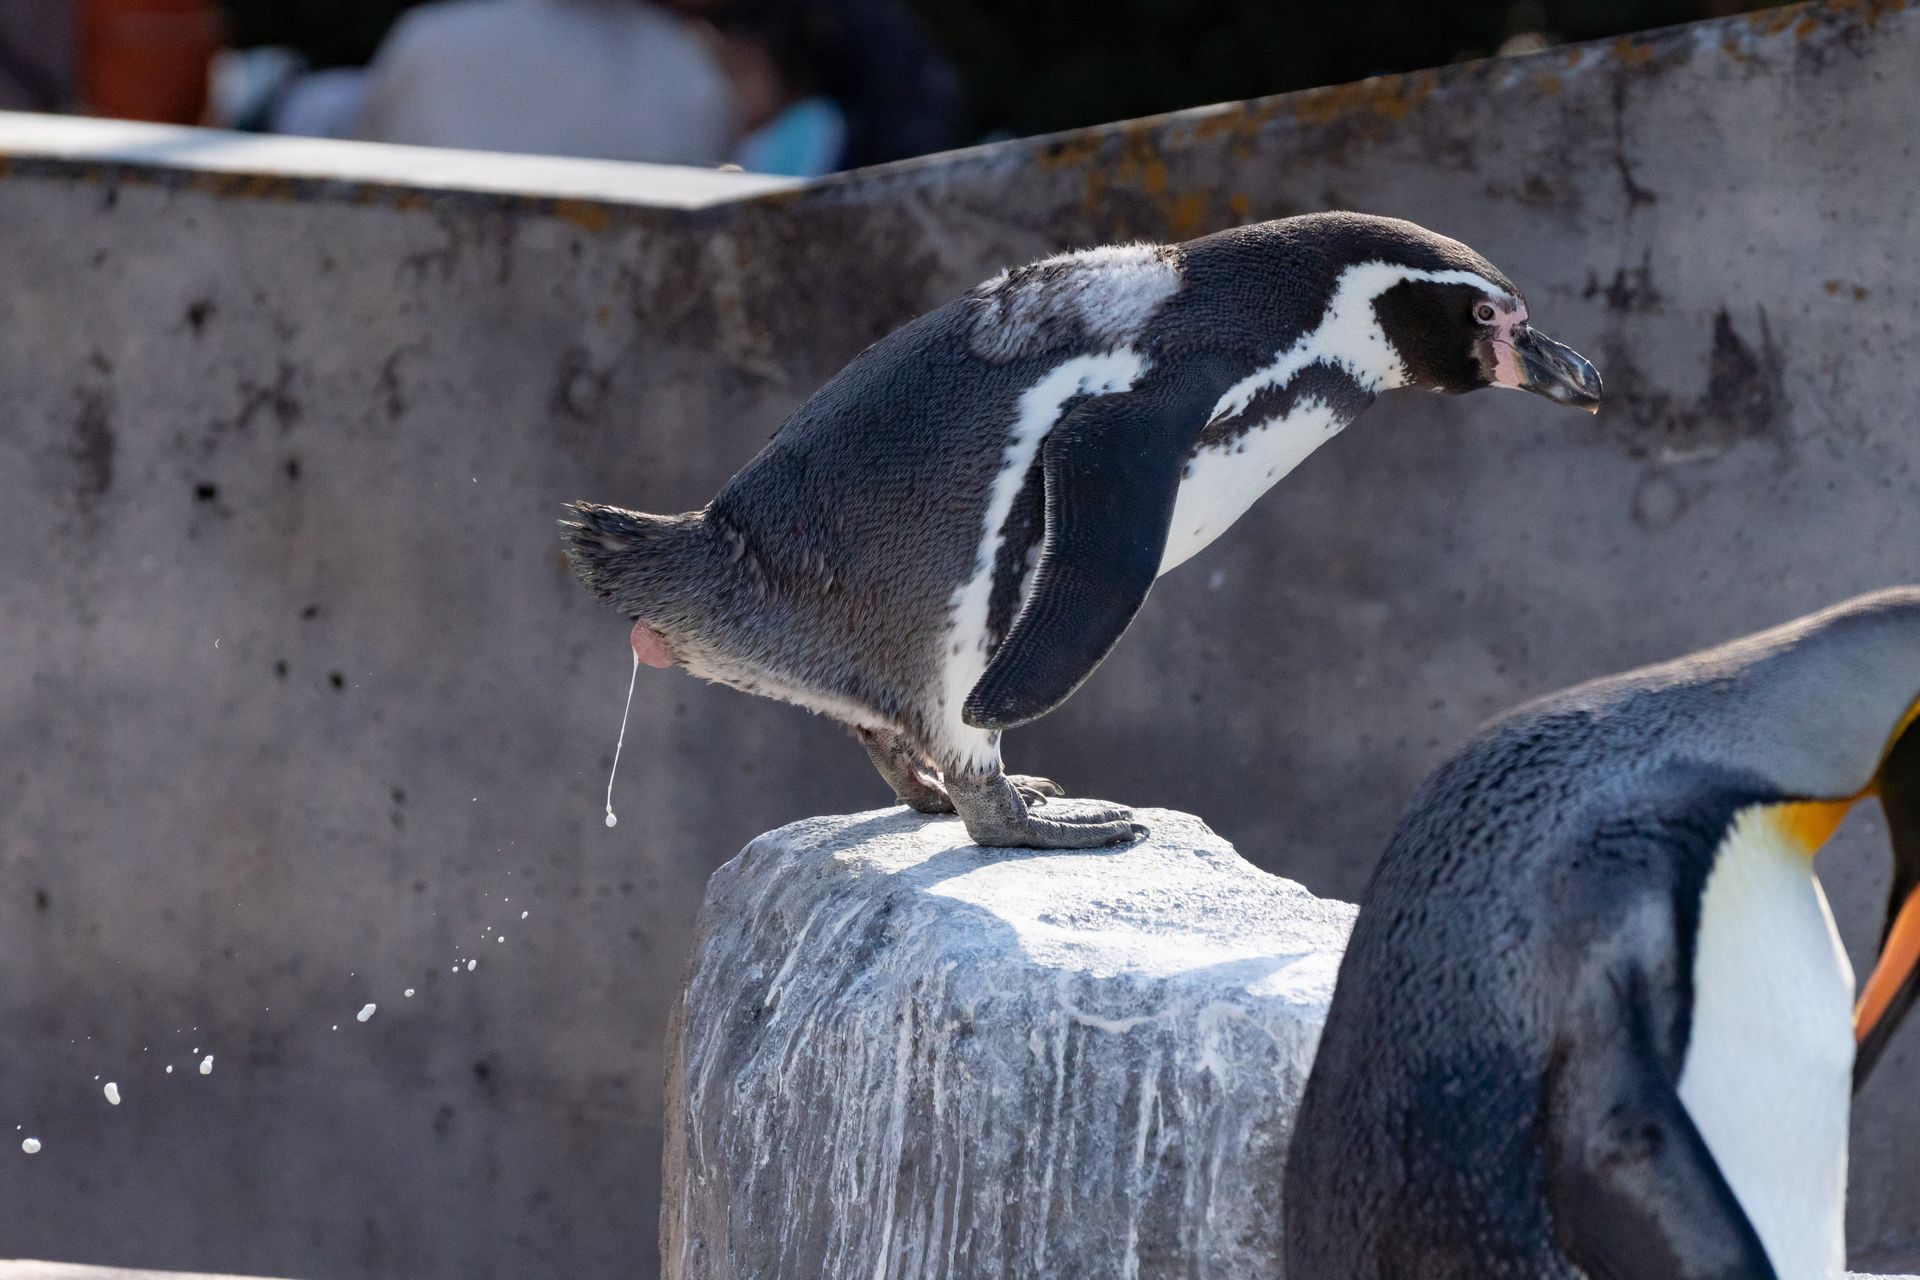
[1855,715,1920,1088]
[1489,326,1603,414]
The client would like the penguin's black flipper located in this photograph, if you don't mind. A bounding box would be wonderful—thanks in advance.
[1548,969,1779,1280]
[962,380,1209,731]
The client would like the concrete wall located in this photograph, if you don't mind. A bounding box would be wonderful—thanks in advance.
[2,2,1918,1274]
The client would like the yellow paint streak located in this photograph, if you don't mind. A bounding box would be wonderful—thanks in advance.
[551,199,612,233]
[1163,192,1207,241]
[1612,35,1656,66]
[1749,7,1802,36]
[1289,72,1435,126]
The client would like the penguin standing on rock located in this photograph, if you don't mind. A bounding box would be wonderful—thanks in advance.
[566,212,1603,849]
[1286,588,1920,1280]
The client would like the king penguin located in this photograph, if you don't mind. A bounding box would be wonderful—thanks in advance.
[1285,588,1920,1280]
[565,212,1603,849]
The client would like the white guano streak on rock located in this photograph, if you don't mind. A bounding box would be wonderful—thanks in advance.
[663,806,1356,1280]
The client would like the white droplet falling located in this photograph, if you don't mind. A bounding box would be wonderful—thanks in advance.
[356,1003,376,1023]
[466,959,477,972]
[166,1065,174,1074]
[520,910,528,920]
[199,1056,214,1075]
[605,650,638,828]
[404,988,415,998]
[21,1138,40,1154]
[103,1082,120,1106]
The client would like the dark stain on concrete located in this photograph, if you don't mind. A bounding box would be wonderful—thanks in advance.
[218,362,302,442]
[379,348,411,421]
[71,387,115,509]
[552,346,613,422]
[1599,306,1787,463]
[1610,76,1658,209]
[1701,306,1786,435]
[184,298,215,335]
[1584,255,1662,313]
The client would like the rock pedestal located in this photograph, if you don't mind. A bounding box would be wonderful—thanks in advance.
[661,806,1355,1280]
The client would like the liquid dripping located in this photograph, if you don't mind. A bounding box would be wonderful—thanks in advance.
[21,1138,40,1154]
[466,959,477,972]
[356,1003,376,1023]
[166,1065,174,1074]
[199,1056,213,1075]
[404,988,415,998]
[605,650,639,828]
[103,1082,120,1106]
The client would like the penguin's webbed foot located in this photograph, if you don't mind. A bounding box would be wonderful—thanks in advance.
[947,772,1145,850]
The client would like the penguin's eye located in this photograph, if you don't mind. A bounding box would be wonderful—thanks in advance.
[1473,302,1497,324]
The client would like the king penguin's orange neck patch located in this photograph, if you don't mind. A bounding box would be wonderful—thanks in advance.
[1771,800,1854,856]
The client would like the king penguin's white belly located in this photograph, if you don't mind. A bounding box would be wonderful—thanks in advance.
[1676,805,1854,1280]
[1159,399,1348,575]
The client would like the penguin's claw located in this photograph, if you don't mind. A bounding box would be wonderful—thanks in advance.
[1005,774,1066,804]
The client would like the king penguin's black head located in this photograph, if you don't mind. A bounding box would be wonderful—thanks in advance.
[1289,212,1603,412]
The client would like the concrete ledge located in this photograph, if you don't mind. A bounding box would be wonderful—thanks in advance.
[0,1266,292,1280]
[0,110,798,209]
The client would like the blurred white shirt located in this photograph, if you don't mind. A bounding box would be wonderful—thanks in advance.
[352,0,737,166]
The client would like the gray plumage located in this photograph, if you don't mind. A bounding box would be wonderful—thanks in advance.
[1286,587,1920,1280]
[567,212,1601,848]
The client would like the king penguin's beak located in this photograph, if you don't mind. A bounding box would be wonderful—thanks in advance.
[1506,327,1603,414]
[1855,718,1920,1088]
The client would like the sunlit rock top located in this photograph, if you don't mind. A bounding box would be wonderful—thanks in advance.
[662,805,1354,1279]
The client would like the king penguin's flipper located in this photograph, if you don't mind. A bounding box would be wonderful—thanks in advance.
[962,378,1212,731]
[1549,969,1778,1280]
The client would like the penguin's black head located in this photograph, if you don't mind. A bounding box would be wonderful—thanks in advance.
[1373,270,1602,412]
[1283,213,1602,411]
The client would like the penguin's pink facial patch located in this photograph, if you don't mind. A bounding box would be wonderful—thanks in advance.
[1482,302,1529,389]
[630,619,678,669]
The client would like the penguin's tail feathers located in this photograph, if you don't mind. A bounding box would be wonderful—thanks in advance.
[561,502,711,619]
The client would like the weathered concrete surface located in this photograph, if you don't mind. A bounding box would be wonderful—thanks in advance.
[664,807,1353,1279]
[4,1,1920,1275]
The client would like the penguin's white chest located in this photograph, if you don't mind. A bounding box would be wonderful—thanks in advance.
[1676,805,1854,1280]
[1159,399,1349,575]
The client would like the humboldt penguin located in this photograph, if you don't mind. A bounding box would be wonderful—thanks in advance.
[566,212,1603,849]
[1285,588,1920,1280]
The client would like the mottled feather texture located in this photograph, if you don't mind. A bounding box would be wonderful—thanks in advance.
[1286,587,1920,1280]
[564,212,1530,839]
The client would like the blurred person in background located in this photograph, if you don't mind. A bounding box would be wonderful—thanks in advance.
[684,0,963,171]
[349,0,736,166]
[0,0,76,112]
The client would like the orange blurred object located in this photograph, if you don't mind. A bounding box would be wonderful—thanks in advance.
[78,0,221,123]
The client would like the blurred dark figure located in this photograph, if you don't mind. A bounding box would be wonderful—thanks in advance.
[350,0,736,165]
[686,0,963,169]
[0,0,75,111]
